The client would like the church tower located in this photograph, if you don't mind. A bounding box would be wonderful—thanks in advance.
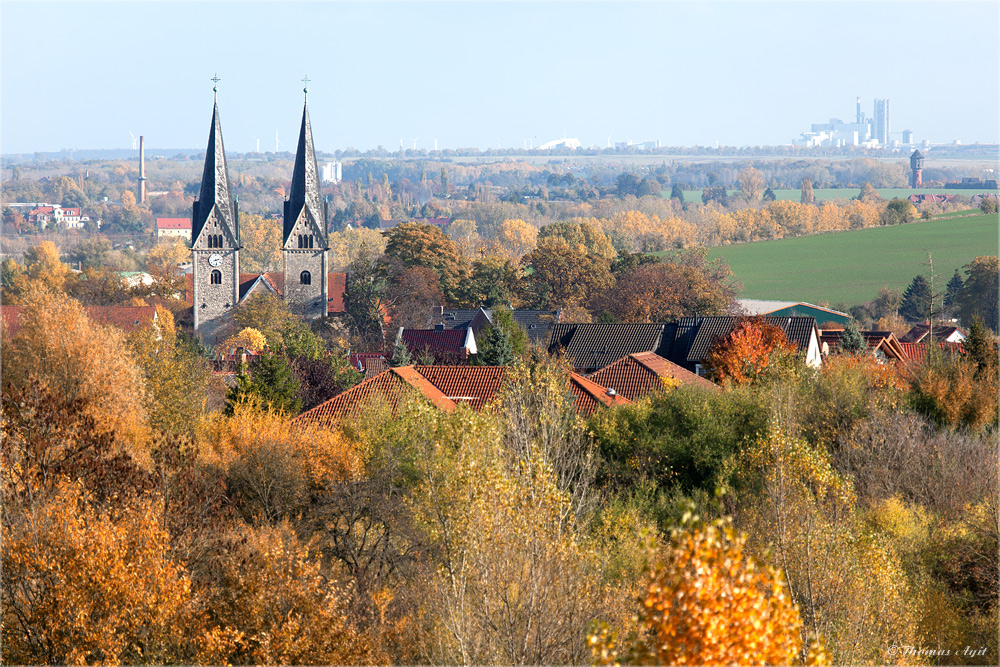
[282,82,329,319]
[192,88,240,342]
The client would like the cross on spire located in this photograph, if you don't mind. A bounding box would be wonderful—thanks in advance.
[302,75,310,101]
[211,73,221,101]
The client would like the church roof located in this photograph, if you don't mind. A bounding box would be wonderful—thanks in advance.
[284,102,325,246]
[192,103,237,246]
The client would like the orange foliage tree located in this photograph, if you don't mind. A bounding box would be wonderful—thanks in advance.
[705,317,797,385]
[590,514,828,666]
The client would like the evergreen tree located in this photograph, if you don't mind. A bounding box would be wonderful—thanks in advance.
[840,319,866,354]
[943,269,964,308]
[964,316,998,380]
[389,338,412,367]
[478,325,515,366]
[670,183,684,202]
[762,187,776,202]
[225,353,302,415]
[899,275,932,323]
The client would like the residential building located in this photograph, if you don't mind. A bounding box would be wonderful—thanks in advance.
[587,351,719,401]
[737,299,851,326]
[157,217,192,240]
[397,327,477,363]
[429,306,562,344]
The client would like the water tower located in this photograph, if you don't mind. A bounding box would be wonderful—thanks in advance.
[909,149,924,188]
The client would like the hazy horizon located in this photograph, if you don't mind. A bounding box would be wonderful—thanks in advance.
[3,1,998,155]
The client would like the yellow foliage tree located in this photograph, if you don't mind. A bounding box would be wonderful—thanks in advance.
[589,515,824,667]
[146,237,189,273]
[240,213,283,273]
[219,326,269,355]
[2,288,150,463]
[497,218,538,260]
[2,480,197,665]
[739,426,918,664]
[17,240,73,295]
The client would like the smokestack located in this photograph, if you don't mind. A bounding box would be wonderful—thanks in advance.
[138,136,147,204]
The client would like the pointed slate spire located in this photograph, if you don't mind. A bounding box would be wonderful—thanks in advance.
[192,102,237,245]
[284,100,325,245]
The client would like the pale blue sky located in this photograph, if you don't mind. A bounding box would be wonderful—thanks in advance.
[2,1,997,154]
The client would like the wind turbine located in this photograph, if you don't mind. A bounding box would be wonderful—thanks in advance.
[275,131,282,153]
[411,138,418,150]
[128,131,137,150]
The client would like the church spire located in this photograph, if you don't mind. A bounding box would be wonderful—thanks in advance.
[284,91,325,245]
[192,99,237,246]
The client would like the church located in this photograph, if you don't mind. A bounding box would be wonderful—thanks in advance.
[188,87,345,342]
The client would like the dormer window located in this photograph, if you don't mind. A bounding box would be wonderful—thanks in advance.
[300,271,311,285]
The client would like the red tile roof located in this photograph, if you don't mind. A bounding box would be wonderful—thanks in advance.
[415,365,507,411]
[569,372,632,416]
[898,341,966,363]
[293,366,456,428]
[328,272,346,314]
[401,329,471,360]
[1,304,157,337]
[156,217,192,230]
[588,352,719,401]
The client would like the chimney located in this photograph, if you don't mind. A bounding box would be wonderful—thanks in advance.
[138,135,147,204]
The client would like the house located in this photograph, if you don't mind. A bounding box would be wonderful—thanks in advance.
[2,304,158,337]
[898,341,966,364]
[350,352,389,377]
[24,204,92,230]
[899,324,966,344]
[736,299,851,327]
[818,329,909,363]
[397,327,477,363]
[292,364,628,428]
[659,316,823,375]
[156,217,193,241]
[587,351,719,401]
[429,306,562,344]
[547,323,666,373]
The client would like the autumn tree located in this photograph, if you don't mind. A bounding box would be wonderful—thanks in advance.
[800,178,815,204]
[344,244,393,351]
[145,237,190,274]
[2,482,199,665]
[496,218,538,260]
[537,220,617,261]
[593,260,736,323]
[737,166,765,202]
[240,213,283,272]
[232,292,300,349]
[590,514,823,667]
[882,198,917,226]
[523,236,613,309]
[705,317,797,385]
[19,241,73,294]
[383,221,469,301]
[1,288,150,458]
[465,255,523,308]
[387,265,444,329]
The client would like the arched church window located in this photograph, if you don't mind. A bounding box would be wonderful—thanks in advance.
[300,271,311,285]
[211,270,222,285]
[308,235,314,248]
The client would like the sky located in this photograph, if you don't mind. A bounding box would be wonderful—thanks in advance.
[2,1,998,154]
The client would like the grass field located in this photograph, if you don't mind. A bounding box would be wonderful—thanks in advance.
[686,213,999,307]
[663,187,962,204]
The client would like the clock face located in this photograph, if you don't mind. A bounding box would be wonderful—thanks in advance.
[208,253,222,267]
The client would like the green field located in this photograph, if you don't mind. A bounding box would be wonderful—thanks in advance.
[663,187,964,204]
[688,214,998,307]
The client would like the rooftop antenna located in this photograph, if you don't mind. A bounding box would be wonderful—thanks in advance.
[128,130,137,150]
